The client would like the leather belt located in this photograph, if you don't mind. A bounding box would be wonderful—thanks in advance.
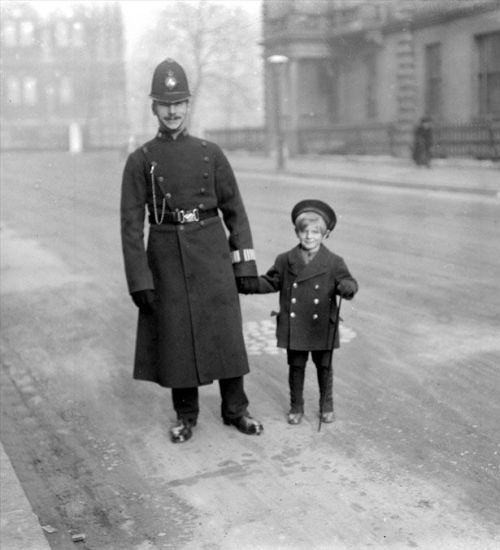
[149,207,218,225]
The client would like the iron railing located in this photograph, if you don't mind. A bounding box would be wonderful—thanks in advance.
[204,120,499,160]
[204,127,267,153]
[297,122,395,155]
[2,120,498,160]
[432,120,499,159]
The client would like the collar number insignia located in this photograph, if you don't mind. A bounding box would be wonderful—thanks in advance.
[165,70,177,90]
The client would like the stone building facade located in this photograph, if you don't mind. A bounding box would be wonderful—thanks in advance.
[262,0,500,158]
[0,2,127,151]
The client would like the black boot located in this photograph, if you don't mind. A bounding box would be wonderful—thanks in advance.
[170,418,196,443]
[222,414,263,435]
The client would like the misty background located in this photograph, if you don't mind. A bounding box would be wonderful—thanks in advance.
[2,0,265,140]
[122,0,263,137]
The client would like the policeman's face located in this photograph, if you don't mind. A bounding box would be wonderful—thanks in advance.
[153,100,189,133]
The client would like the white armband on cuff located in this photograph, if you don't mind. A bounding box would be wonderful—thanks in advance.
[230,249,256,264]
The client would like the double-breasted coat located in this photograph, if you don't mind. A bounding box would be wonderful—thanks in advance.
[120,130,257,388]
[257,244,358,351]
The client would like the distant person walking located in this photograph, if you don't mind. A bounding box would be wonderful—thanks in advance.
[412,116,433,167]
[239,200,358,425]
[120,58,263,443]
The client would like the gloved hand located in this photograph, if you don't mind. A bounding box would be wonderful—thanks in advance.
[236,276,260,294]
[337,280,357,300]
[131,289,156,313]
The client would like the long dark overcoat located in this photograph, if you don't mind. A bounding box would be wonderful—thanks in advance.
[257,244,358,351]
[412,124,433,166]
[120,130,257,388]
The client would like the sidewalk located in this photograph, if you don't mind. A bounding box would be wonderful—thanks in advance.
[228,152,500,198]
[1,442,51,550]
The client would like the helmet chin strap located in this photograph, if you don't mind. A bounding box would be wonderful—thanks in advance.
[161,124,180,133]
[160,122,186,138]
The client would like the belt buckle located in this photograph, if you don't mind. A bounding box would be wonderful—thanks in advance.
[178,209,199,224]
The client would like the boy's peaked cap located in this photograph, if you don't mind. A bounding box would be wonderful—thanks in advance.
[291,200,337,231]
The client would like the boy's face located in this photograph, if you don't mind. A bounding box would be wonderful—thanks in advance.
[295,213,328,253]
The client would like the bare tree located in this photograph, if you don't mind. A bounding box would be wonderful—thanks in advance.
[128,0,263,136]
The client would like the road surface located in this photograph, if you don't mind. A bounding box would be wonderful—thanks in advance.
[1,151,499,549]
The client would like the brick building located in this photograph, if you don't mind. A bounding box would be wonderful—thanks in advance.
[258,0,500,159]
[0,1,127,151]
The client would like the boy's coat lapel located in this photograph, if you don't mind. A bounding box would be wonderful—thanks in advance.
[287,245,329,282]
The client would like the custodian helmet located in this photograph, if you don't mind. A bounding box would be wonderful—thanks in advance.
[150,58,191,103]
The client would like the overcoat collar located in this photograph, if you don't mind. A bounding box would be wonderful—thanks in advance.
[155,128,189,141]
[287,244,329,282]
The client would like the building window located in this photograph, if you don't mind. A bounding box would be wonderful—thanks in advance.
[20,20,35,46]
[40,28,52,53]
[23,77,38,105]
[59,77,74,104]
[298,59,336,125]
[366,54,377,119]
[3,21,17,47]
[477,31,500,117]
[45,84,56,115]
[55,20,69,47]
[7,77,21,104]
[425,43,442,118]
[72,21,85,47]
[327,62,339,122]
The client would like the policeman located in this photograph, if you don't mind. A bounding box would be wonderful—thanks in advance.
[120,58,263,443]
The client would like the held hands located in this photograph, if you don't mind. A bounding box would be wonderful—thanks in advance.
[337,280,357,300]
[131,289,156,313]
[236,276,260,294]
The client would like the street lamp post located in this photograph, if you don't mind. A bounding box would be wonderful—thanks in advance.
[267,54,289,171]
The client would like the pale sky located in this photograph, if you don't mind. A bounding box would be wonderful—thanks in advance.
[121,0,262,48]
[22,0,263,48]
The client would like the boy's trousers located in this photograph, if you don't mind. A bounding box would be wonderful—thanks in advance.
[287,350,333,413]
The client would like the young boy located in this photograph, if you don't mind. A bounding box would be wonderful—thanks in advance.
[240,200,358,424]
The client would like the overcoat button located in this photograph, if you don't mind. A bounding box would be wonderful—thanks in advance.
[314,298,319,304]
[200,187,206,192]
[203,156,209,162]
[293,282,298,288]
[290,312,296,318]
[201,141,207,147]
[203,172,209,178]
[313,314,318,320]
[291,298,296,304]
[166,193,172,199]
[199,203,205,209]
[158,176,164,182]
[314,284,319,290]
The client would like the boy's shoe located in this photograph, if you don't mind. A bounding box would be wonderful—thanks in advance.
[223,414,263,435]
[170,418,196,443]
[320,411,335,423]
[287,412,303,425]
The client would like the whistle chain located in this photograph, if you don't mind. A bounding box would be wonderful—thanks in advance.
[150,162,166,224]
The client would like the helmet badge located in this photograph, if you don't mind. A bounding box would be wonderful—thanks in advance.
[165,70,177,90]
